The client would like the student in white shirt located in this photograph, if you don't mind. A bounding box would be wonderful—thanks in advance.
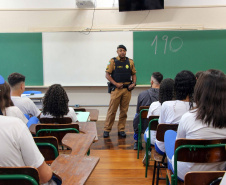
[144,78,175,145]
[155,70,196,155]
[164,69,226,181]
[142,78,174,165]
[0,115,61,185]
[0,75,28,124]
[8,72,41,118]
[40,84,77,122]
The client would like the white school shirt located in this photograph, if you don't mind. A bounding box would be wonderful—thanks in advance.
[40,107,77,122]
[0,116,56,185]
[0,116,44,169]
[145,101,161,145]
[171,110,226,180]
[11,96,41,117]
[5,106,28,124]
[156,100,190,152]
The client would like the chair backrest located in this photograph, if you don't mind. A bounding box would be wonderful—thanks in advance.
[0,167,39,185]
[184,171,226,185]
[35,124,79,145]
[33,136,59,164]
[148,116,159,131]
[175,138,226,163]
[156,124,178,142]
[139,106,149,119]
[173,138,226,185]
[39,117,72,124]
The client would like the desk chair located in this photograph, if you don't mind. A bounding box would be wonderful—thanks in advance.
[166,139,226,185]
[144,116,159,177]
[35,124,79,146]
[33,136,59,164]
[137,106,149,159]
[39,117,72,124]
[152,124,178,185]
[184,171,226,185]
[0,167,39,185]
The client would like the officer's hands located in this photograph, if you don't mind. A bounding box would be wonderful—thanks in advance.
[128,83,135,90]
[115,83,123,89]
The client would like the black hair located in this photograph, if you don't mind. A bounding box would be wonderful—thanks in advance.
[42,84,69,118]
[152,72,163,84]
[174,70,196,109]
[8,72,25,87]
[159,78,175,104]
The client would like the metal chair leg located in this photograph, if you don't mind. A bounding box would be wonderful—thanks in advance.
[152,160,157,185]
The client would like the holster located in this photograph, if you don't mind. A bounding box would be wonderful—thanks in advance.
[107,82,116,93]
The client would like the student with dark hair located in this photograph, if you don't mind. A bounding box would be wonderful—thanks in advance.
[145,78,175,144]
[164,69,226,180]
[8,72,41,118]
[0,75,28,124]
[40,84,77,122]
[155,70,196,155]
[133,72,163,150]
[142,78,174,164]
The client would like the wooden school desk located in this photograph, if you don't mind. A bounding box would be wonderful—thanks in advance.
[73,108,99,122]
[29,122,98,142]
[51,154,99,185]
[62,133,95,155]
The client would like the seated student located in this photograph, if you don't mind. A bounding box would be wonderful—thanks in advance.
[155,70,196,155]
[8,72,41,118]
[0,115,60,185]
[133,72,163,150]
[0,75,28,124]
[142,78,174,165]
[40,84,77,122]
[164,69,226,181]
[144,78,175,146]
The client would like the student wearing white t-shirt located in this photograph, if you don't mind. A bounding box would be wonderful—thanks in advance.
[8,72,41,118]
[41,84,77,122]
[144,78,175,145]
[142,78,174,165]
[155,70,196,155]
[0,76,28,124]
[164,69,226,181]
[0,116,61,185]
[0,75,60,184]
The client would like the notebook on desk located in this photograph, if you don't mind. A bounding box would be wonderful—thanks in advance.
[75,112,90,122]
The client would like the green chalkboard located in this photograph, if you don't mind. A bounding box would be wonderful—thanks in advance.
[133,30,226,85]
[0,33,43,86]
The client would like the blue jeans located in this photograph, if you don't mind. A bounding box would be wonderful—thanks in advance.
[164,130,183,182]
[154,143,165,155]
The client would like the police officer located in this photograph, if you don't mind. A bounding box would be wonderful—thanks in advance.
[104,45,136,138]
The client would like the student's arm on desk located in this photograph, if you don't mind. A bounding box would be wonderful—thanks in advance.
[38,161,53,184]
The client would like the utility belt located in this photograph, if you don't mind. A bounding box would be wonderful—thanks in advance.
[107,82,132,93]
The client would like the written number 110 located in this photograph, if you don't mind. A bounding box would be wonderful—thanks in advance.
[151,35,183,55]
